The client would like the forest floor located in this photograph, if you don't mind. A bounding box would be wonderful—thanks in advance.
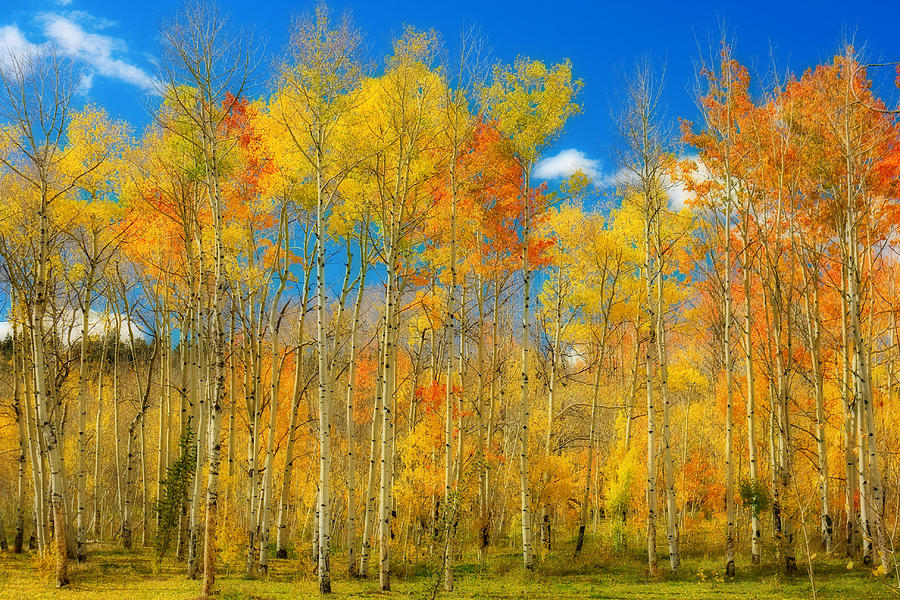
[0,535,896,600]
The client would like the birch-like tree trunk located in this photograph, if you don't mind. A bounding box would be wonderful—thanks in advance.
[575,348,602,556]
[343,234,368,576]
[643,202,659,577]
[379,251,399,590]
[740,224,761,565]
[518,167,535,571]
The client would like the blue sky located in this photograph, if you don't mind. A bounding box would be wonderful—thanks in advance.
[2,0,898,184]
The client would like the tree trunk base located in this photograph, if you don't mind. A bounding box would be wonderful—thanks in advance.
[785,556,797,575]
[575,525,586,556]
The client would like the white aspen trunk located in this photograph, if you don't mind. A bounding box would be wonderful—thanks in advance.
[476,281,489,561]
[226,312,236,499]
[156,309,171,537]
[14,329,27,553]
[575,347,603,556]
[245,318,262,576]
[112,307,124,541]
[655,221,679,571]
[358,330,383,578]
[840,282,859,557]
[25,347,47,552]
[275,344,303,558]
[518,167,535,571]
[722,106,737,579]
[443,156,459,591]
[772,297,796,574]
[315,141,333,593]
[140,403,148,546]
[187,301,207,578]
[847,227,887,572]
[804,277,832,553]
[76,254,95,561]
[643,205,659,577]
[91,332,108,539]
[200,124,229,598]
[32,185,69,587]
[541,269,562,559]
[741,235,761,565]
[344,237,368,576]
[378,252,398,591]
[258,257,288,575]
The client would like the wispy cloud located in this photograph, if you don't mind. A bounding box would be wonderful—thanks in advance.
[39,13,158,92]
[0,11,158,94]
[592,155,707,211]
[0,24,44,72]
[534,148,602,180]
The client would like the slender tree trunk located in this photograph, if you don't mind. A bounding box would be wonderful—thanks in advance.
[275,344,303,558]
[805,278,832,553]
[575,349,602,556]
[344,238,368,576]
[200,129,229,599]
[13,329,27,553]
[32,186,69,587]
[741,240,761,565]
[76,261,95,561]
[654,224,679,571]
[359,333,383,578]
[518,168,535,571]
[643,208,659,577]
[92,333,108,539]
[379,257,398,591]
[314,142,333,594]
[541,269,563,559]
[723,152,736,578]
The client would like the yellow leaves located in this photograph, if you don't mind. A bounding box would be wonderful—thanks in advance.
[0,124,21,163]
[389,26,441,70]
[481,57,582,165]
[62,105,132,196]
[668,357,709,393]
[66,260,87,285]
[561,169,592,198]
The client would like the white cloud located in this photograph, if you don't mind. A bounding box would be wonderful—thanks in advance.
[665,155,710,211]
[666,177,691,210]
[0,24,45,72]
[534,148,602,180]
[591,156,708,211]
[63,11,117,31]
[38,13,158,92]
[0,12,157,93]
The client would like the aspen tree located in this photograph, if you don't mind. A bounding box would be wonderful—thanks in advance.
[157,2,253,595]
[481,57,581,570]
[276,7,363,589]
[616,58,678,574]
[0,47,97,588]
[275,218,316,559]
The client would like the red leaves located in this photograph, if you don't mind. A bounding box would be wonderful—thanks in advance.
[414,379,462,418]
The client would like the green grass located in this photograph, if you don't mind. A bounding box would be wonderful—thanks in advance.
[0,538,896,600]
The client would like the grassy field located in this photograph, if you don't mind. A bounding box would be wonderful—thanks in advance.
[0,538,896,600]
